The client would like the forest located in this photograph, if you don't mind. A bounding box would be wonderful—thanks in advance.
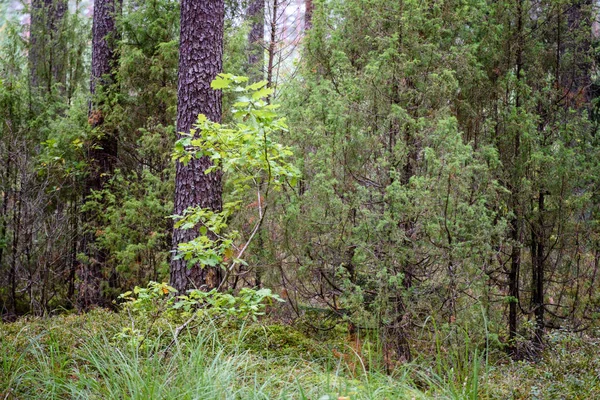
[1,0,600,398]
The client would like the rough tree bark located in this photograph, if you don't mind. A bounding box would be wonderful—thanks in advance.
[247,0,265,81]
[170,0,224,293]
[565,0,593,106]
[77,0,120,310]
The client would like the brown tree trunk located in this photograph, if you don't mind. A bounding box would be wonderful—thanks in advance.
[305,0,313,31]
[565,0,593,106]
[170,0,224,293]
[29,0,68,94]
[266,0,278,96]
[87,0,120,192]
[508,0,524,356]
[247,0,264,81]
[532,191,545,347]
[77,0,120,311]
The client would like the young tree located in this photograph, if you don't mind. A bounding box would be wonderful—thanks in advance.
[170,0,225,293]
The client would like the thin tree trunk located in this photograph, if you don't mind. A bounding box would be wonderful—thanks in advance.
[532,191,545,346]
[9,174,21,316]
[566,0,593,106]
[508,0,524,356]
[170,0,224,293]
[266,0,278,96]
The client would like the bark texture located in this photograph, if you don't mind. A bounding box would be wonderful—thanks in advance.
[247,0,265,81]
[89,0,120,98]
[565,0,593,107]
[77,0,120,311]
[87,0,120,192]
[170,0,224,293]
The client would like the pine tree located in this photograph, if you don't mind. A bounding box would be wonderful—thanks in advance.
[170,0,225,293]
[78,0,121,310]
[247,0,264,81]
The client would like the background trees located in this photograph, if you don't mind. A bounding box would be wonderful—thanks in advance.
[0,0,600,363]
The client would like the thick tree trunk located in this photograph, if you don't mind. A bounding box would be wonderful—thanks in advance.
[29,0,68,94]
[565,0,593,106]
[170,0,224,293]
[89,0,120,99]
[247,0,264,81]
[77,0,120,311]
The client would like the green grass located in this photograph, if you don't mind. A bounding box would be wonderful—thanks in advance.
[1,311,425,399]
[2,310,599,399]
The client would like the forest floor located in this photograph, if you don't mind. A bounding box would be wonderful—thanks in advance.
[1,309,599,399]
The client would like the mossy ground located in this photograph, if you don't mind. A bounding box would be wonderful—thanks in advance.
[1,310,599,399]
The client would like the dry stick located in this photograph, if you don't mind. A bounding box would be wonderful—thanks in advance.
[218,119,274,291]
[160,312,198,357]
[217,184,267,291]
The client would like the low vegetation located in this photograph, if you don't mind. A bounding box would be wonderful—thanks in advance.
[2,296,599,399]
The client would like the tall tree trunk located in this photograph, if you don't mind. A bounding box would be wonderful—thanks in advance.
[29,0,68,94]
[565,0,593,106]
[170,0,224,293]
[532,191,545,346]
[247,0,264,81]
[266,0,278,96]
[508,0,524,356]
[305,0,313,31]
[77,0,120,311]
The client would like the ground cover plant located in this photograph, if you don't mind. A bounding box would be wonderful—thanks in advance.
[2,301,600,399]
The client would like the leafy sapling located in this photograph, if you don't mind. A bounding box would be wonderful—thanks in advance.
[172,73,300,286]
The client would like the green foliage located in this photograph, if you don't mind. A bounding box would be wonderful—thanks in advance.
[172,74,300,271]
[0,4,90,314]
[275,0,511,357]
[3,312,600,399]
[83,169,174,292]
[118,281,284,321]
[240,323,328,359]
[174,287,284,319]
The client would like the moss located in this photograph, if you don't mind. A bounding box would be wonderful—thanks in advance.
[238,323,329,361]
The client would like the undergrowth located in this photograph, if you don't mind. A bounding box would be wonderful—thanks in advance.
[1,309,599,399]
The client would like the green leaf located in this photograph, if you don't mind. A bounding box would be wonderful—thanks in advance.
[252,86,274,100]
[246,80,268,91]
[211,75,231,90]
